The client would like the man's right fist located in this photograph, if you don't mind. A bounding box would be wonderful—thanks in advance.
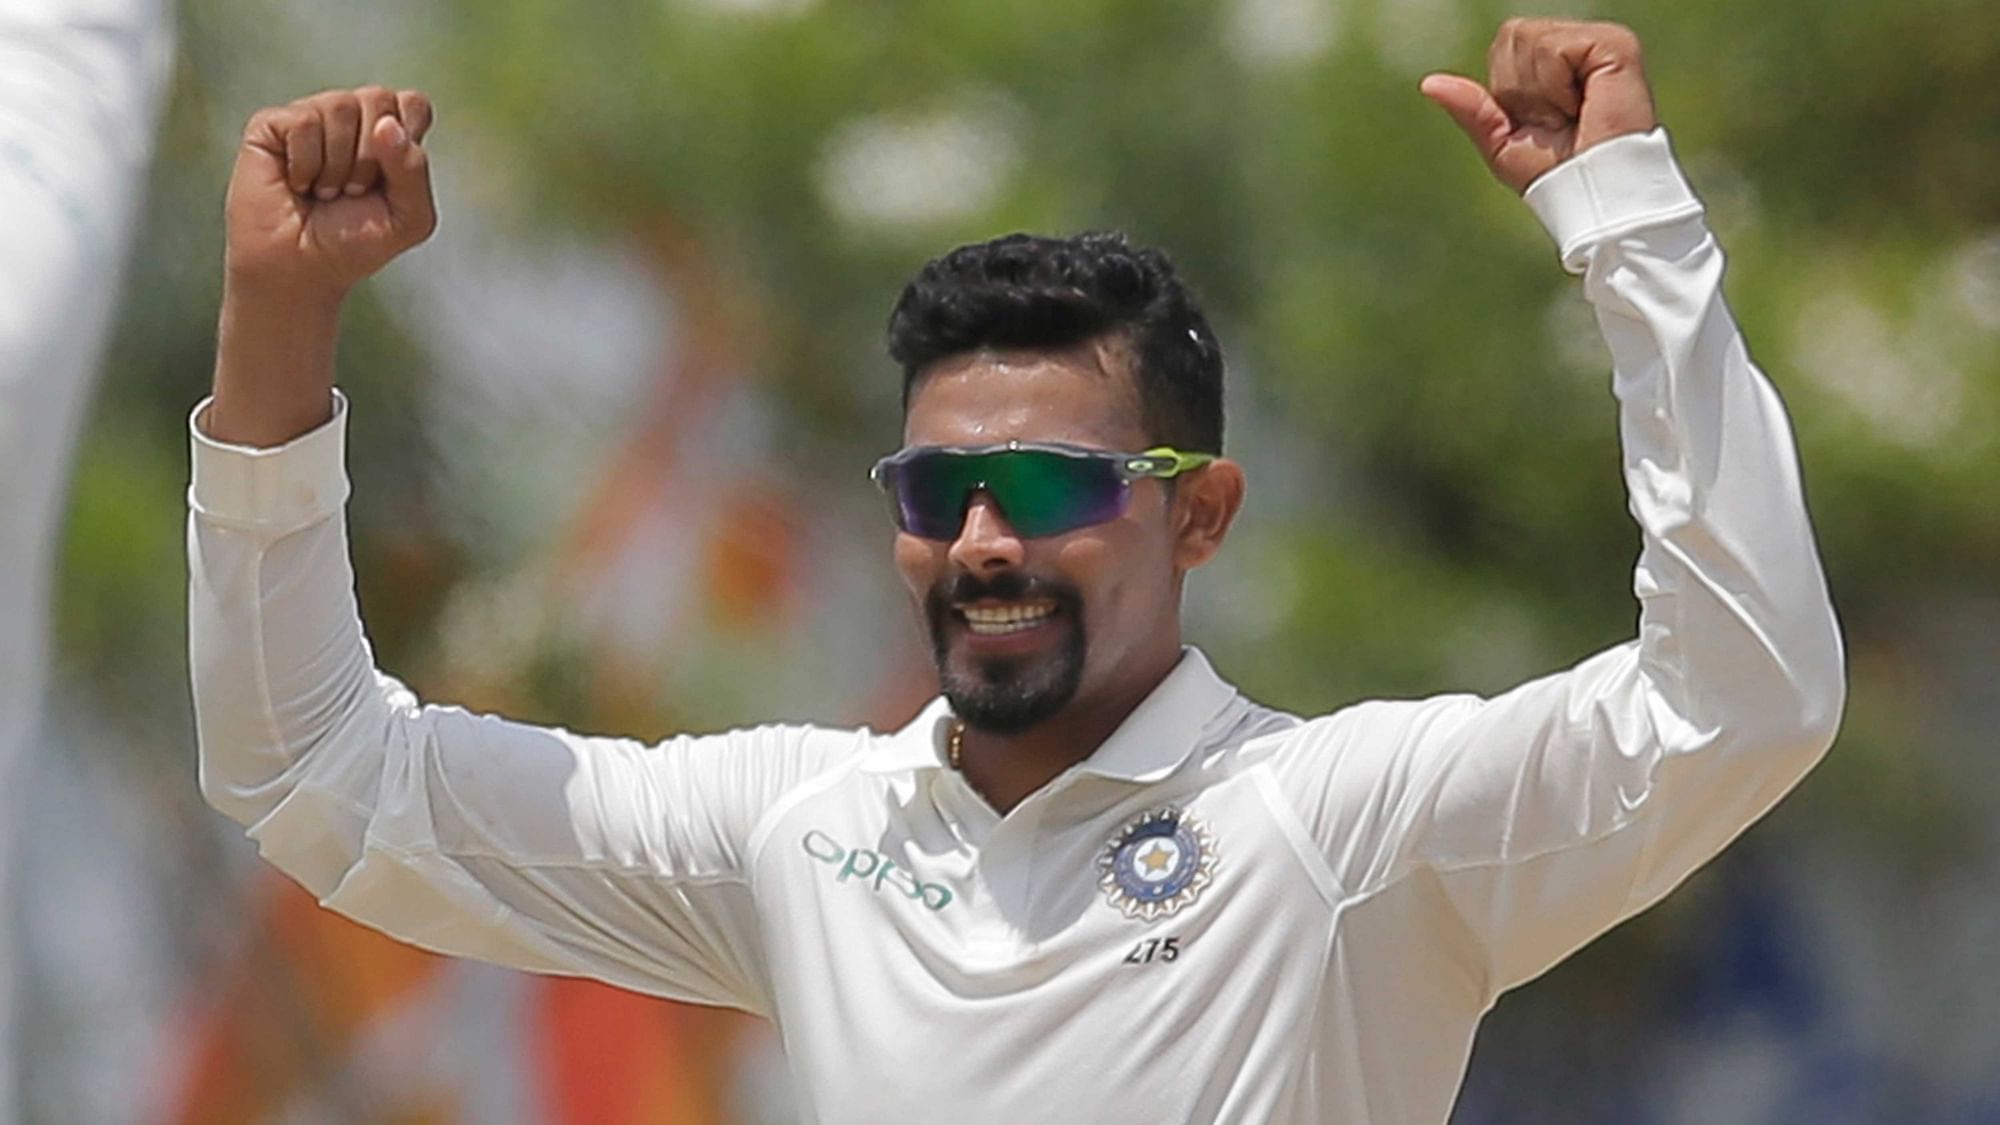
[225,87,437,300]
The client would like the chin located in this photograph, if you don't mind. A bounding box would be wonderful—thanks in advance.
[938,635,1086,734]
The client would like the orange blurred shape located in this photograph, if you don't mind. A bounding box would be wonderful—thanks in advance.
[166,874,751,1124]
[700,479,799,632]
[535,978,750,1125]
[167,875,453,1125]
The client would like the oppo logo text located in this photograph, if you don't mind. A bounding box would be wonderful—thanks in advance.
[800,829,954,911]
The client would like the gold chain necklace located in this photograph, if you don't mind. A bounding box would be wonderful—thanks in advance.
[947,718,964,770]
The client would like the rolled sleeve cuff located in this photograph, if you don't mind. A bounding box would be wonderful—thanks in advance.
[187,390,350,534]
[1525,128,1704,274]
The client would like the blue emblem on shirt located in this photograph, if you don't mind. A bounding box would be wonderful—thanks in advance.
[1097,806,1217,921]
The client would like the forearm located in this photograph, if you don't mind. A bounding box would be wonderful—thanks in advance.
[1408,136,1844,992]
[1612,245,1845,743]
[204,282,344,447]
[187,399,383,866]
[1536,131,1845,748]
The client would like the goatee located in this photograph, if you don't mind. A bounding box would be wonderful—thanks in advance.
[925,571,1086,735]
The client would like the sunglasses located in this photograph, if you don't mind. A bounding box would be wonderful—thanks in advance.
[869,441,1216,540]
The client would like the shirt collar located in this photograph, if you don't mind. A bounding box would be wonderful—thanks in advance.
[857,697,959,775]
[857,647,1239,782]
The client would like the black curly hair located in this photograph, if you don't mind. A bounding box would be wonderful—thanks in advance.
[886,231,1225,453]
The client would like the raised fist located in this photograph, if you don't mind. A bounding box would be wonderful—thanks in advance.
[224,87,437,300]
[1421,20,1657,194]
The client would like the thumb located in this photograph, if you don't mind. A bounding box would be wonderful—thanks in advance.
[373,115,438,243]
[1419,73,1512,166]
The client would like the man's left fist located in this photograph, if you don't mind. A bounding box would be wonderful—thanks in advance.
[1421,19,1657,194]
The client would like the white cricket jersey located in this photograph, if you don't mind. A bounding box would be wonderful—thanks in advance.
[187,129,1845,1123]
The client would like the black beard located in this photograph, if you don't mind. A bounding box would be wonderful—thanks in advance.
[925,571,1087,735]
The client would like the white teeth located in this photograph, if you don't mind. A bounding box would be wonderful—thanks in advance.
[961,602,1057,635]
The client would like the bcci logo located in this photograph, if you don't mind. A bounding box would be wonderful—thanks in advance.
[1097,806,1216,922]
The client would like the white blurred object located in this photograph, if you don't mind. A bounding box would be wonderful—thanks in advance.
[1791,286,1967,450]
[1947,232,2000,332]
[1224,0,1341,70]
[816,93,1023,229]
[0,1,173,1121]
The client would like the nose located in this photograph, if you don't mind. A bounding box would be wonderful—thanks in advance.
[946,491,1025,574]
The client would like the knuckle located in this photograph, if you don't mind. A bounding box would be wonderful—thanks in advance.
[1519,18,1560,44]
[245,105,313,144]
[1590,20,1641,52]
[356,86,399,114]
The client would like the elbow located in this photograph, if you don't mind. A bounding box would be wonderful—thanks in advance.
[195,733,286,829]
[1744,668,1843,813]
[190,668,308,829]
[194,751,230,817]
[189,646,399,828]
[189,647,293,828]
[1686,615,1847,776]
[1758,623,1847,772]
[1793,659,1846,765]
[191,691,271,828]
[191,688,361,831]
[1791,611,1848,759]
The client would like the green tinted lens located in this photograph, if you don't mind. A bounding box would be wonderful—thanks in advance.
[890,448,1129,539]
[989,449,1129,536]
[892,452,982,538]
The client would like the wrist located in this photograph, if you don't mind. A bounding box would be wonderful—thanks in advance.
[1524,128,1701,274]
[207,281,347,448]
[220,266,352,317]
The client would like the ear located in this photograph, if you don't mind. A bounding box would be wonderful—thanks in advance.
[1170,458,1246,571]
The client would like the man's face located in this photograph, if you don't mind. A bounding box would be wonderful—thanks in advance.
[893,342,1186,734]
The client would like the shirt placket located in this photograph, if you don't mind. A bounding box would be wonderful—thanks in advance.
[932,772,1051,960]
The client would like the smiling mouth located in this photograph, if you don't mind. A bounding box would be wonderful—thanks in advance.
[957,600,1059,636]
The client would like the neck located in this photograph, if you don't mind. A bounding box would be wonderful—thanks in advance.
[955,640,1182,815]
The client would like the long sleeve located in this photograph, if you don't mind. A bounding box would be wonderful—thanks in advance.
[1277,129,1845,1000]
[186,396,856,1014]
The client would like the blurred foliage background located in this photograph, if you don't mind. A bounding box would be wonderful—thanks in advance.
[26,0,2000,1120]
